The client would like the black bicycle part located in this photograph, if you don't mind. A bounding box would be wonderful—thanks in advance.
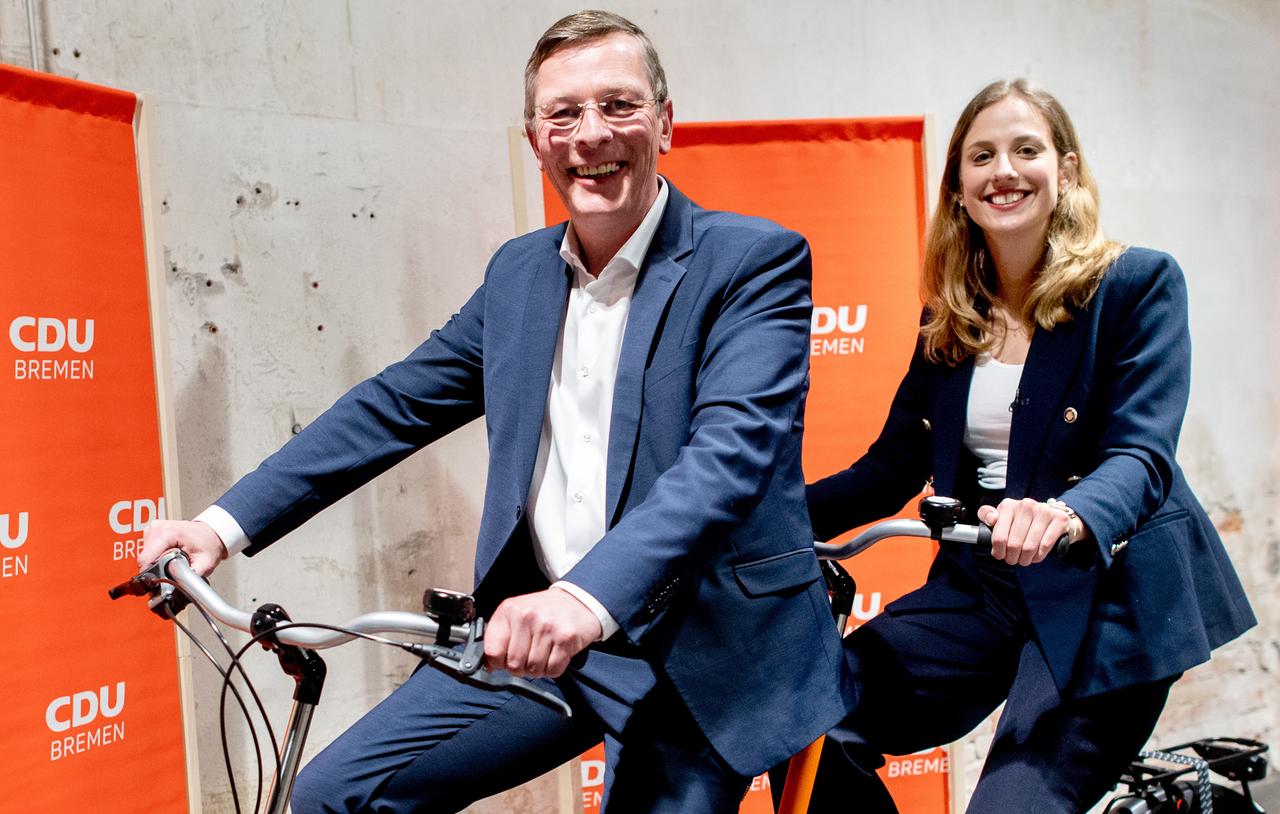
[423,588,477,644]
[252,603,327,705]
[107,557,190,618]
[1109,738,1270,814]
[821,560,856,623]
[918,495,966,535]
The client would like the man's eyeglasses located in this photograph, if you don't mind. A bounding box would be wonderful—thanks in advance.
[534,96,660,132]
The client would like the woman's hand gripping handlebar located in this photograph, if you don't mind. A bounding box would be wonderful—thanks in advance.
[108,549,572,718]
[813,495,1072,562]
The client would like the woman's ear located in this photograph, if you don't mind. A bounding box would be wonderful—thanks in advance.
[1059,151,1079,190]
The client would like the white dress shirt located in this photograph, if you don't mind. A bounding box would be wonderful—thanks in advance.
[528,179,669,640]
[198,180,670,642]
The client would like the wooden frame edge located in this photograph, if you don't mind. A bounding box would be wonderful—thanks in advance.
[133,93,203,814]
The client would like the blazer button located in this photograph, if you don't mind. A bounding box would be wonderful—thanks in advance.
[921,418,932,432]
[1110,539,1129,556]
[1066,475,1082,483]
[1063,407,1079,424]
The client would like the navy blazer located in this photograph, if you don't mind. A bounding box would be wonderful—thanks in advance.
[808,248,1254,697]
[215,183,846,776]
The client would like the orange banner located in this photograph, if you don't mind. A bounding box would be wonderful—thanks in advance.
[548,118,944,813]
[0,65,188,812]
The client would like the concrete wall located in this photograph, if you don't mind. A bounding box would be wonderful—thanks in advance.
[3,1,1275,811]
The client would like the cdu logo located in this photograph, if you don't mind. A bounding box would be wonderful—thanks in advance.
[2,511,27,549]
[810,304,869,356]
[45,682,126,733]
[9,317,94,353]
[110,498,166,561]
[811,305,867,336]
[10,317,96,380]
[109,498,166,535]
[47,682,128,760]
[3,511,30,579]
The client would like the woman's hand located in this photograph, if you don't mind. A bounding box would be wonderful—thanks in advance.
[976,498,1076,566]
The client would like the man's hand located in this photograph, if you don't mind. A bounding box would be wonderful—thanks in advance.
[977,498,1070,567]
[138,519,228,578]
[484,588,602,678]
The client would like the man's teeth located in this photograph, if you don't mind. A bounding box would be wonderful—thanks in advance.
[990,191,1027,205]
[574,162,621,177]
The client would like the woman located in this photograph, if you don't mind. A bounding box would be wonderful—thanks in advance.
[802,80,1255,812]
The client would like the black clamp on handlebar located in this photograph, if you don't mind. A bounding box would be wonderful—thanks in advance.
[251,603,327,705]
[251,603,293,650]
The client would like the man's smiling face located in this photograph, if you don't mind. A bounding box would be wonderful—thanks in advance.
[527,32,673,248]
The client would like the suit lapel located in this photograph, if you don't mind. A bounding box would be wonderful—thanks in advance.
[513,228,571,496]
[1005,313,1090,495]
[932,357,974,496]
[605,185,693,526]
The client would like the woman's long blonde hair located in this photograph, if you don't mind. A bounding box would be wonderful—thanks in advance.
[921,79,1123,365]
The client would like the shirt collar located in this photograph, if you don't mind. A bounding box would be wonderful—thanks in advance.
[559,177,669,281]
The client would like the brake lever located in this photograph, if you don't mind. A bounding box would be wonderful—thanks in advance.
[461,665,574,719]
[106,549,190,619]
[409,617,573,719]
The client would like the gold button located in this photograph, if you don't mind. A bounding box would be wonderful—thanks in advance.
[921,418,932,432]
[1067,475,1082,483]
[1063,407,1078,424]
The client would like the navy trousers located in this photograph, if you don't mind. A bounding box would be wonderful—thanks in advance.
[777,550,1175,813]
[290,645,751,814]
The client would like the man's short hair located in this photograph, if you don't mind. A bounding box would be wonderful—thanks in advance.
[523,10,669,125]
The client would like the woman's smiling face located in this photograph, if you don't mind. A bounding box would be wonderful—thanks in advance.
[959,94,1077,252]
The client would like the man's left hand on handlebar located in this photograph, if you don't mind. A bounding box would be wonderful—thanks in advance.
[138,519,228,578]
[483,588,602,679]
[977,498,1080,567]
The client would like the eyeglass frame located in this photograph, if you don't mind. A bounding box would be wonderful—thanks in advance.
[531,95,664,132]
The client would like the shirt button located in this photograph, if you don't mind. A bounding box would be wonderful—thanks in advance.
[573,492,584,503]
[588,304,599,314]
[583,433,592,443]
[580,366,590,378]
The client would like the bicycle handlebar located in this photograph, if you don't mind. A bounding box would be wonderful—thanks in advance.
[109,550,572,718]
[156,550,474,648]
[814,499,1071,561]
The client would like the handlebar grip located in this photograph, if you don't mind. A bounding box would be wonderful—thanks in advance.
[1053,532,1072,556]
[973,524,1071,557]
[107,575,154,599]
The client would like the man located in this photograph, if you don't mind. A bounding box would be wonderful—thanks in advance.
[141,11,845,812]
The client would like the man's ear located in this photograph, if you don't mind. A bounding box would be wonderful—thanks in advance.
[526,125,545,171]
[658,99,674,155]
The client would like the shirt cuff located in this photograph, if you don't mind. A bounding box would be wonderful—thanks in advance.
[194,505,250,557]
[551,580,619,641]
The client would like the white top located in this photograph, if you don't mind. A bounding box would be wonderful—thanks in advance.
[963,353,1024,491]
[196,180,670,643]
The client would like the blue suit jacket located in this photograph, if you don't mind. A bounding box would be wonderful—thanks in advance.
[217,183,846,775]
[808,248,1255,697]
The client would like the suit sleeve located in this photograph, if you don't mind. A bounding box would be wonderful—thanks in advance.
[561,228,812,640]
[1058,251,1191,567]
[214,252,496,553]
[806,331,935,541]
